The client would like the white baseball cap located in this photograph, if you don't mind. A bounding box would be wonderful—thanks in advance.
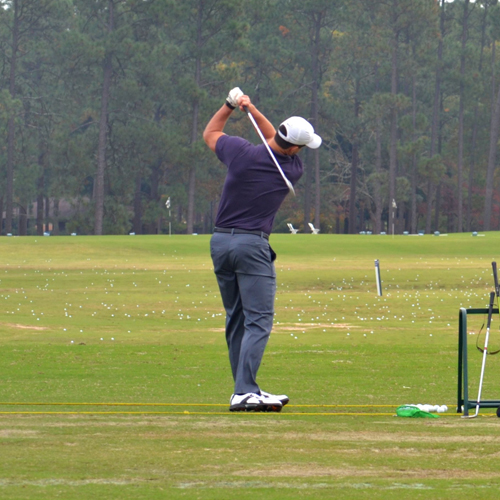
[278,116,322,149]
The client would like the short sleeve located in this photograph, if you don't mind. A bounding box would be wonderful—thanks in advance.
[215,135,251,166]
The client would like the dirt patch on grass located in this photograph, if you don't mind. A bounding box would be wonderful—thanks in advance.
[0,429,39,437]
[29,416,281,430]
[240,465,381,478]
[276,430,500,444]
[0,479,140,487]
[37,417,182,428]
[238,464,500,480]
[1,323,47,331]
[274,323,357,331]
[210,323,358,333]
[190,419,287,430]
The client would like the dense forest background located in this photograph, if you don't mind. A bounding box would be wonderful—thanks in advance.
[1,0,499,236]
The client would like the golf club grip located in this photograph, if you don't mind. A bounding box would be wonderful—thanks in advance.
[487,291,495,329]
[493,261,499,297]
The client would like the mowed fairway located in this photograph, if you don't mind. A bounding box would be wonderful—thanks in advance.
[1,233,500,499]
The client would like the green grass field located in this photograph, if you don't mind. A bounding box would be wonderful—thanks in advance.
[1,233,500,499]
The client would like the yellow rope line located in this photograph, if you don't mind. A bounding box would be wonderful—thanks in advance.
[0,402,453,408]
[0,411,395,416]
[0,410,477,416]
[0,402,227,407]
[0,402,476,416]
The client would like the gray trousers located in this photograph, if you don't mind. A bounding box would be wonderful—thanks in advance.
[210,231,276,395]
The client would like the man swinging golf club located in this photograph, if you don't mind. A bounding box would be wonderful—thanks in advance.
[203,87,322,412]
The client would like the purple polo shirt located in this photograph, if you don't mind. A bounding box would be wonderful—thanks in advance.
[214,135,303,235]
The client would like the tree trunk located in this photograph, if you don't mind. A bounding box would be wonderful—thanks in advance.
[373,117,383,234]
[467,2,487,231]
[186,2,203,235]
[389,26,398,235]
[18,202,27,236]
[311,13,322,230]
[426,0,445,234]
[370,63,383,234]
[303,150,312,230]
[147,166,160,234]
[36,173,44,236]
[187,161,197,234]
[349,143,359,233]
[411,65,418,234]
[94,0,114,235]
[313,150,320,229]
[348,80,360,234]
[36,61,46,237]
[133,174,142,234]
[457,0,469,233]
[484,83,500,231]
[6,0,20,235]
[434,183,442,231]
[52,199,60,235]
[484,32,500,230]
[425,181,435,234]
[45,196,50,223]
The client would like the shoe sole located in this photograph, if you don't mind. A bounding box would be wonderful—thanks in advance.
[229,403,282,413]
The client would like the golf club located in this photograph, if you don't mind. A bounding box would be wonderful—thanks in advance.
[243,106,295,195]
[476,262,500,355]
[463,291,495,419]
[493,261,499,299]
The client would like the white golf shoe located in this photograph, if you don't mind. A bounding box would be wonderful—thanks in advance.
[260,390,290,406]
[229,392,282,412]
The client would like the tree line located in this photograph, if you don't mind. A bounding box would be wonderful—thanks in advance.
[1,0,500,236]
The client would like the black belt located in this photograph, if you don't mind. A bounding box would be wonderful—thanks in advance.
[214,227,269,240]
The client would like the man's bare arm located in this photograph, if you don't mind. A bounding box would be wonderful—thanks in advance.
[203,104,233,152]
[238,95,276,141]
[203,92,277,153]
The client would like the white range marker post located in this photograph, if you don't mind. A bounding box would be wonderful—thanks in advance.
[375,259,382,296]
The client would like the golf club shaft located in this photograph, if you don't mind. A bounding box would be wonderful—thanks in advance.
[474,291,495,416]
[243,106,295,195]
[493,261,499,297]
